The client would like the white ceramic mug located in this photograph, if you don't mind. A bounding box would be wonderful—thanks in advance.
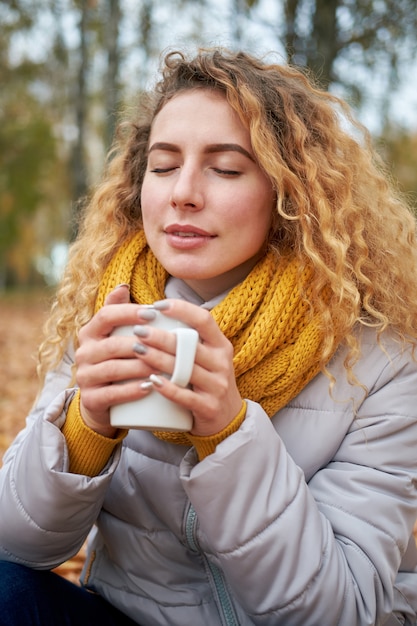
[109,310,199,431]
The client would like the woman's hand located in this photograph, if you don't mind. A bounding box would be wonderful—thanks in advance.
[75,285,159,437]
[131,298,243,437]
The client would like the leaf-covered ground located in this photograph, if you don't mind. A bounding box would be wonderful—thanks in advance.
[0,293,48,456]
[0,291,85,583]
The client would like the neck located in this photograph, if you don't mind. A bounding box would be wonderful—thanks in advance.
[180,252,266,301]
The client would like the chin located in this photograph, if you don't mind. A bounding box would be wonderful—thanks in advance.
[166,263,210,280]
[171,270,209,281]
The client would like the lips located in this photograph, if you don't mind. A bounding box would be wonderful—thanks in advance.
[163,224,215,250]
[164,224,214,238]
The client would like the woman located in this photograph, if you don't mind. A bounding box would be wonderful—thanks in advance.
[1,47,417,626]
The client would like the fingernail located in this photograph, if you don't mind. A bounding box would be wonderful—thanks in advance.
[137,308,157,321]
[149,374,164,387]
[140,381,153,390]
[133,343,148,355]
[133,326,149,338]
[114,283,130,290]
[153,300,170,310]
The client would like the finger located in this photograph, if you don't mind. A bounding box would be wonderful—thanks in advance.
[80,378,154,417]
[133,325,178,356]
[76,329,137,367]
[152,299,221,346]
[132,325,210,384]
[132,309,232,378]
[131,331,179,381]
[146,374,241,434]
[76,351,156,388]
[76,322,169,373]
[104,283,131,305]
[78,303,155,342]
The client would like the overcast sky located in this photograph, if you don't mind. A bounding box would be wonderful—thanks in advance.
[124,0,417,134]
[8,0,417,134]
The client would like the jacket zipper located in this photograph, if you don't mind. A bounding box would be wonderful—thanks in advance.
[185,503,239,626]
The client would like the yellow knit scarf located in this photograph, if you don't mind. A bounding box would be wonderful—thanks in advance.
[96,231,334,443]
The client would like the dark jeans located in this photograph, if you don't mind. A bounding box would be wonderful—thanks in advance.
[0,561,138,626]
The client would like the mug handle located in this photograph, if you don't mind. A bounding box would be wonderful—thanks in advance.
[170,328,199,387]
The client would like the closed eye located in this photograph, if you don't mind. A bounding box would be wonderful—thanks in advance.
[214,168,241,176]
[150,167,177,174]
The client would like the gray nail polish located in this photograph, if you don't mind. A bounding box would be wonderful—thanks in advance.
[138,308,157,321]
[133,343,148,355]
[153,300,170,310]
[133,325,149,338]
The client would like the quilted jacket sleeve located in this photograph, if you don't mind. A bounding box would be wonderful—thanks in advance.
[180,338,417,626]
[0,349,120,570]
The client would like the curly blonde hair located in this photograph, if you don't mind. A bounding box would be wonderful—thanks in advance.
[38,47,417,383]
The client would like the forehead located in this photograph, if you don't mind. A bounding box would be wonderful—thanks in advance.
[150,89,250,144]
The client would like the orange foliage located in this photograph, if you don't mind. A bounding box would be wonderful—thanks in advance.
[0,292,85,583]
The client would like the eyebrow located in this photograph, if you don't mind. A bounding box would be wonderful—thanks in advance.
[148,142,255,162]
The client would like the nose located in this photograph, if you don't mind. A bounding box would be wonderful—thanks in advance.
[170,165,204,211]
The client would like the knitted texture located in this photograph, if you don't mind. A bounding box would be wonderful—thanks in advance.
[96,231,333,444]
[186,400,247,461]
[62,390,127,476]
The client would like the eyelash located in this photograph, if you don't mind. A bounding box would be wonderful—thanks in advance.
[150,167,241,177]
[214,168,241,176]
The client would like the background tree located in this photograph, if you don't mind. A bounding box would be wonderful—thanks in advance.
[103,0,122,151]
[238,0,417,116]
[0,0,70,288]
[378,128,417,200]
[1,0,416,289]
[70,0,89,237]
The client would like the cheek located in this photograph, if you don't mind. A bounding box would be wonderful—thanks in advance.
[140,177,152,208]
[142,178,170,210]
[237,189,273,229]
[140,192,155,235]
[140,184,161,224]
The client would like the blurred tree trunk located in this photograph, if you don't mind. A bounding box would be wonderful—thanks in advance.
[231,0,245,43]
[284,0,338,86]
[284,0,298,62]
[309,0,339,86]
[255,0,417,97]
[70,0,89,239]
[137,0,154,90]
[104,0,121,150]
